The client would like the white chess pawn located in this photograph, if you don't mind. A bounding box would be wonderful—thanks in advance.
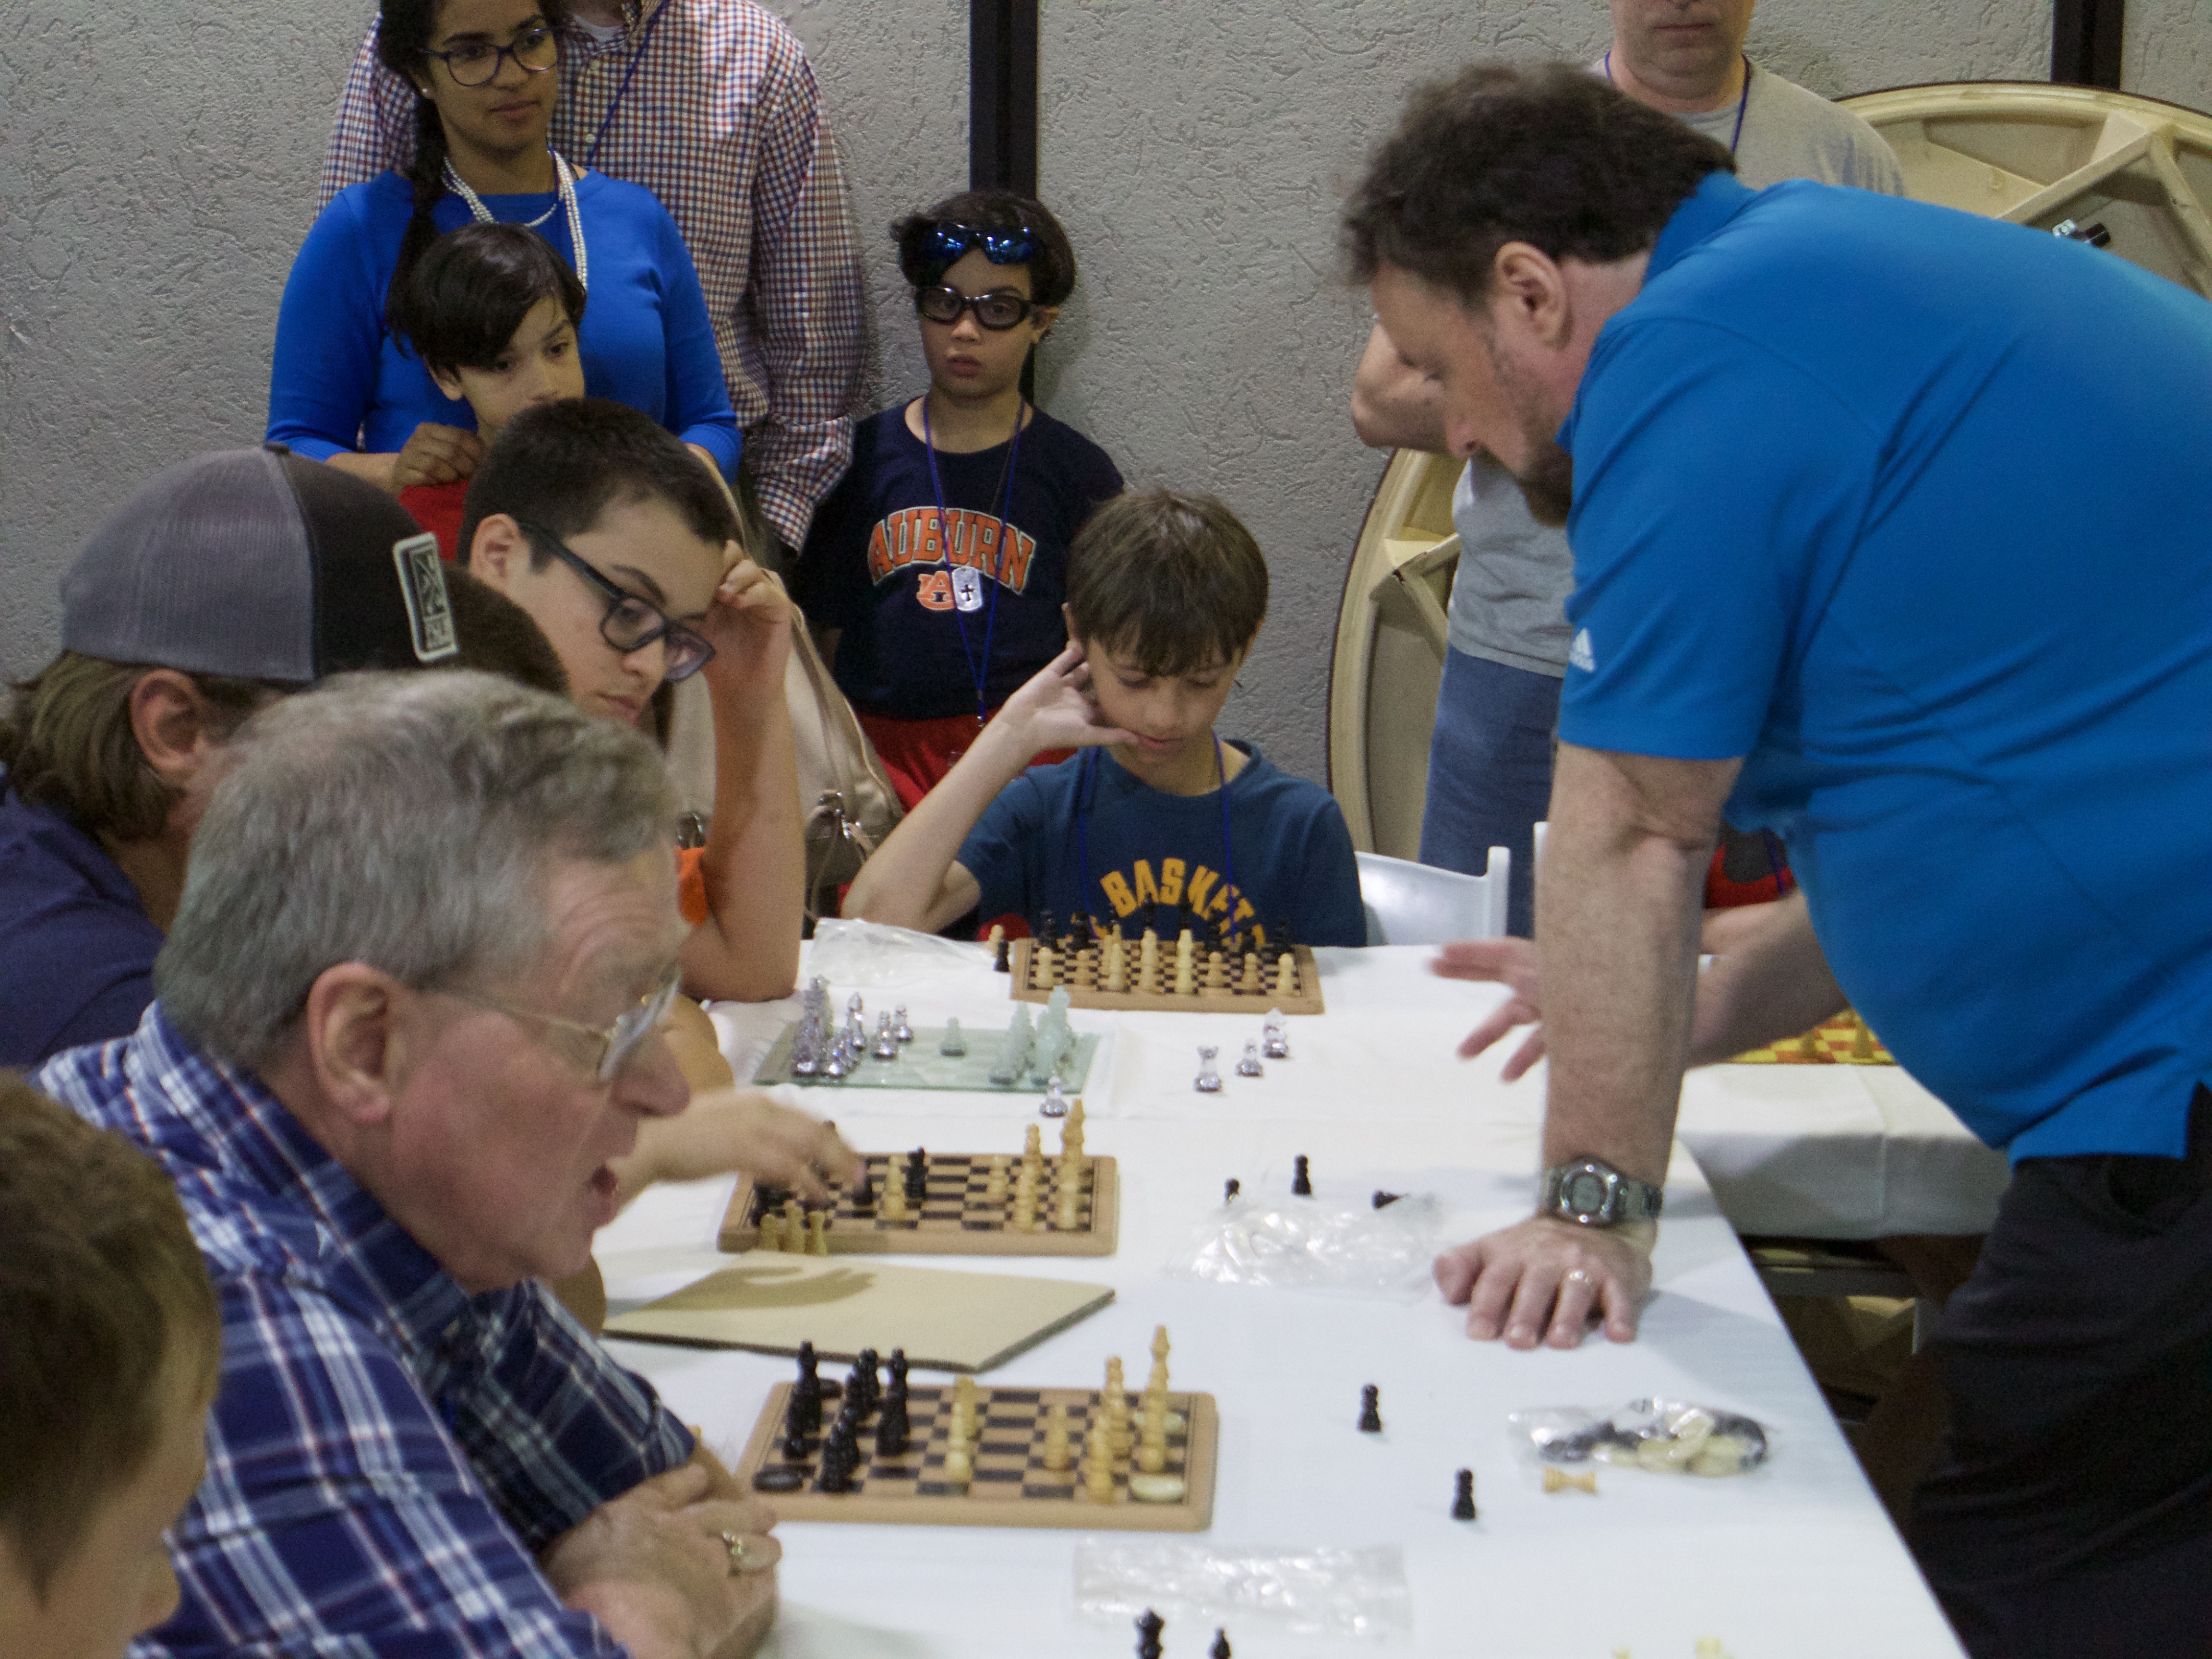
[1262,1009,1290,1060]
[1194,1046,1223,1094]
[939,1017,967,1057]
[872,1012,900,1060]
[1236,1040,1263,1078]
[1040,1075,1070,1118]
[892,1005,914,1043]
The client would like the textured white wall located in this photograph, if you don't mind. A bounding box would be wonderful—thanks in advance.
[3,0,2206,778]
[2125,0,2212,110]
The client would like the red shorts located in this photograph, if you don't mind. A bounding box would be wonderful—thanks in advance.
[856,708,1072,811]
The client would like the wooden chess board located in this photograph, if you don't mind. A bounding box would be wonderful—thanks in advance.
[734,1380,1218,1531]
[717,1151,1119,1257]
[1006,938,1324,1015]
[1731,1012,1895,1065]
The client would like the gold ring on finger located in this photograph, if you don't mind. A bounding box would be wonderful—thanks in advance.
[720,1529,747,1576]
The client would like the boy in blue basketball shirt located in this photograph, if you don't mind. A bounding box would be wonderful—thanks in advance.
[843,489,1364,948]
[793,190,1123,809]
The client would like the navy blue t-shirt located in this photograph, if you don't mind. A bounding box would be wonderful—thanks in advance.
[955,744,1365,949]
[794,404,1123,720]
[0,785,164,1067]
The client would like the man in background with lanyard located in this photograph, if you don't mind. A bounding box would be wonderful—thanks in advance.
[1350,0,1901,939]
[324,0,866,557]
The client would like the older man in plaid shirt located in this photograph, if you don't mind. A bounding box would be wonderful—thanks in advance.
[38,673,785,1659]
[322,0,866,553]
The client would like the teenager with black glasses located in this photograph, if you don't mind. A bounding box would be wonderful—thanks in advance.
[793,191,1124,810]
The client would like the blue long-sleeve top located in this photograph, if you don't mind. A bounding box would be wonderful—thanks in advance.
[267,169,740,476]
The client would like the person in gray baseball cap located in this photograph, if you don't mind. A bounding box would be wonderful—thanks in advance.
[0,445,489,1068]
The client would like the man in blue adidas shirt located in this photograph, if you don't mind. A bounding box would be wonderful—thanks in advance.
[1346,62,2212,1655]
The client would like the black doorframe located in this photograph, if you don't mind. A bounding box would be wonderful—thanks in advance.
[970,0,1039,193]
[2052,0,2125,89]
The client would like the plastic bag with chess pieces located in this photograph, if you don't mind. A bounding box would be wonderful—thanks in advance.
[1509,1398,1770,1486]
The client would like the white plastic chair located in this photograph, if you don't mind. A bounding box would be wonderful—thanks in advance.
[1355,849,1510,946]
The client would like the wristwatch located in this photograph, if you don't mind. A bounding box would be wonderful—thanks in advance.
[1539,1158,1664,1227]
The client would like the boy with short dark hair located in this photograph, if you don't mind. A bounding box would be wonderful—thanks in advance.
[793,189,1124,809]
[0,1072,221,1659]
[386,222,590,559]
[842,488,1365,947]
[463,399,806,1002]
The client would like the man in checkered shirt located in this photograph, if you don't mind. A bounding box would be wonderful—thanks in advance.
[322,0,866,553]
[37,672,785,1658]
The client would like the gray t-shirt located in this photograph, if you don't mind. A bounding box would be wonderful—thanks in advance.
[1444,60,1905,674]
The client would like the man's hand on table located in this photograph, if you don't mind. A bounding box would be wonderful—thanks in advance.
[541,1458,781,1659]
[1434,1214,1655,1348]
[614,1089,862,1209]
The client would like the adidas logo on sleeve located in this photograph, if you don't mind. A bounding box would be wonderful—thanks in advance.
[1569,627,1596,673]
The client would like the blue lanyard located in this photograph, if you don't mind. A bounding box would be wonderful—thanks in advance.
[1075,738,1243,948]
[585,0,673,169]
[1604,51,1751,154]
[922,400,1024,728]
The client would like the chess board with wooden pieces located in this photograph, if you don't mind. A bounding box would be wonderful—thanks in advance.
[1730,1010,1895,1065]
[1006,932,1324,1015]
[718,1111,1118,1257]
[735,1337,1217,1532]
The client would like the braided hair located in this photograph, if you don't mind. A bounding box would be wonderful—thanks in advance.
[376,0,573,336]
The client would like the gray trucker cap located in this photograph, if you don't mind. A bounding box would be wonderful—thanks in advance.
[60,445,460,683]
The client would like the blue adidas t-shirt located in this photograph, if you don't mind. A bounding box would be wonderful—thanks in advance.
[954,744,1365,949]
[794,405,1123,720]
[0,785,164,1068]
[1557,171,2212,1161]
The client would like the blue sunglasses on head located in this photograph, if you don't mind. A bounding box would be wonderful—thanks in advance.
[911,220,1043,267]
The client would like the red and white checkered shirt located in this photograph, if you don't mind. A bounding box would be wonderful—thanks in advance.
[321,0,865,548]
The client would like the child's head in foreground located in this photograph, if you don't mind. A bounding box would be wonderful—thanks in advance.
[1065,489,1269,748]
[0,1073,220,1659]
[389,222,588,445]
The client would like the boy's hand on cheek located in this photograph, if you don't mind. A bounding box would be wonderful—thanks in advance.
[999,643,1135,754]
[701,555,793,687]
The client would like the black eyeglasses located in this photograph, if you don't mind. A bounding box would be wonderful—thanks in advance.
[911,221,1044,267]
[914,285,1038,331]
[425,21,559,87]
[516,520,716,683]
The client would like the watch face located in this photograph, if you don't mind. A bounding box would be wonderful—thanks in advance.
[1565,1171,1609,1214]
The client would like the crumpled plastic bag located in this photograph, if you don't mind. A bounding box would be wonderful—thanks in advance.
[1074,1539,1413,1638]
[1165,1191,1443,1301]
[804,917,986,987]
[1508,1397,1770,1478]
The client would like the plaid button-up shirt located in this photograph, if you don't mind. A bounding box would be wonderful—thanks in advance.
[36,1007,693,1658]
[321,0,865,549]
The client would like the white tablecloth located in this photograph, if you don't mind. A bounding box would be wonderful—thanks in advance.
[590,941,1969,1657]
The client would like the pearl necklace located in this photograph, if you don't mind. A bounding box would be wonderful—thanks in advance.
[443,147,588,290]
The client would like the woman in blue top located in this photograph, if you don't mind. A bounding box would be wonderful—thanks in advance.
[267,0,739,496]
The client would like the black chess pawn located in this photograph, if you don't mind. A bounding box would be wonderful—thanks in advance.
[1292,1154,1312,1196]
[1224,1177,1241,1203]
[844,1363,872,1420]
[887,1348,910,1398]
[1135,1609,1165,1659]
[854,1349,881,1416]
[793,1343,824,1431]
[993,930,1012,973]
[852,1164,876,1214]
[876,1393,910,1458]
[904,1148,930,1203]
[780,1394,813,1461]
[1211,1632,1233,1659]
[1358,1384,1383,1433]
[1452,1467,1478,1521]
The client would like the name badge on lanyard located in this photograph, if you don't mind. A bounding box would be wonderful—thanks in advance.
[950,564,986,613]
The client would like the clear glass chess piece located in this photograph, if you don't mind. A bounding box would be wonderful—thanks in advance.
[892,1005,914,1044]
[872,1011,901,1060]
[1236,1039,1263,1078]
[1194,1045,1224,1094]
[1262,1009,1290,1060]
[1040,1074,1070,1118]
[939,1016,967,1057]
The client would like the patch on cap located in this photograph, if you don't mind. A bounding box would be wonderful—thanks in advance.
[393,534,461,663]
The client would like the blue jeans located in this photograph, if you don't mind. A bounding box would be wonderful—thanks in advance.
[1419,648,1560,938]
